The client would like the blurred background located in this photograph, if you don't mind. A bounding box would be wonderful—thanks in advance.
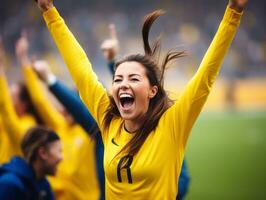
[0,0,265,199]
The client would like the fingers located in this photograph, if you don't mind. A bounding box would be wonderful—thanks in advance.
[109,24,117,40]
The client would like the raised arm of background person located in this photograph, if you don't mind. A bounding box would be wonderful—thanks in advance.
[101,24,119,75]
[0,65,33,148]
[23,67,67,130]
[39,4,110,136]
[48,79,105,199]
[49,80,98,134]
[33,60,105,199]
[166,4,244,152]
[15,35,67,130]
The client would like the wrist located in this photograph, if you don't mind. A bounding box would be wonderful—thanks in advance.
[19,57,31,67]
[46,73,57,86]
[41,3,54,12]
[229,3,244,13]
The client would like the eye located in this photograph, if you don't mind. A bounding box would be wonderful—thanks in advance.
[131,78,139,82]
[113,79,122,83]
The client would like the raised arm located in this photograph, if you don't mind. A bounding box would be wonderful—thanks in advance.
[35,0,110,130]
[100,24,119,75]
[168,1,247,147]
[15,34,67,130]
[33,60,99,134]
[0,40,27,144]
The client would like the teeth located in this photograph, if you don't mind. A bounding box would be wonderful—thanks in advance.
[120,94,133,98]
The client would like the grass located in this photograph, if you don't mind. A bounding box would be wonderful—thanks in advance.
[185,111,266,200]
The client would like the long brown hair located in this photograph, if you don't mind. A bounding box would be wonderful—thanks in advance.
[104,10,187,160]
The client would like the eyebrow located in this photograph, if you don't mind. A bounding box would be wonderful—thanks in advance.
[114,74,141,78]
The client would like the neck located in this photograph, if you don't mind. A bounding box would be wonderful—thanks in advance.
[124,119,142,133]
[32,160,45,180]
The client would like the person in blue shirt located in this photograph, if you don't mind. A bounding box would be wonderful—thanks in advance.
[0,126,62,200]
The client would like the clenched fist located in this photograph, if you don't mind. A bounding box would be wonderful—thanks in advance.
[34,0,54,12]
[229,0,248,12]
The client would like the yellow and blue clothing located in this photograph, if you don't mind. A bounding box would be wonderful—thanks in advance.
[43,5,242,199]
[49,80,105,200]
[22,67,100,200]
[0,76,36,164]
[0,156,54,200]
[107,60,191,199]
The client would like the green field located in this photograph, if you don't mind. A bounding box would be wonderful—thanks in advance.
[185,111,266,200]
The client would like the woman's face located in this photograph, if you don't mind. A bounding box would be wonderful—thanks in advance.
[112,61,157,123]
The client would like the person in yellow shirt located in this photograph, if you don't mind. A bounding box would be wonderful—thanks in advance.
[0,37,38,164]
[15,33,100,200]
[34,0,247,199]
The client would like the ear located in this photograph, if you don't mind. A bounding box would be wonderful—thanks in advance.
[148,85,158,99]
[38,146,48,160]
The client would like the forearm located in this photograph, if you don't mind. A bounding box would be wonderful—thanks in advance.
[0,75,24,143]
[187,6,242,101]
[43,7,109,128]
[49,80,99,134]
[22,66,66,129]
[170,6,242,148]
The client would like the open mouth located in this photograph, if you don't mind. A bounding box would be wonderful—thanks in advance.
[119,94,135,110]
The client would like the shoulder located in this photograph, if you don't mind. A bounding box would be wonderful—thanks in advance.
[0,172,24,189]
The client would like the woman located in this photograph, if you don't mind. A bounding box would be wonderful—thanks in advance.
[35,0,247,199]
[0,38,39,163]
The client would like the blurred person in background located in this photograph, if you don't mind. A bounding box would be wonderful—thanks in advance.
[15,33,102,200]
[34,0,247,199]
[0,36,41,164]
[33,59,105,199]
[0,126,62,200]
[100,24,190,199]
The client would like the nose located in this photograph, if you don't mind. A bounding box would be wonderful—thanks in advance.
[119,79,130,90]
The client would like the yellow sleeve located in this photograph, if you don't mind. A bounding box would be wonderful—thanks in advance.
[0,75,26,145]
[43,7,110,132]
[23,66,67,130]
[166,6,242,148]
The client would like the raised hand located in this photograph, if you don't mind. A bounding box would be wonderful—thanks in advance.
[15,31,31,67]
[229,0,248,12]
[33,60,54,83]
[100,24,119,62]
[34,0,54,12]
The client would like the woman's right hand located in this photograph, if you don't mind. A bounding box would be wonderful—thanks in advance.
[35,0,54,12]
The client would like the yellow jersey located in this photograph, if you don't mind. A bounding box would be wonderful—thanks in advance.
[43,6,242,199]
[0,76,36,163]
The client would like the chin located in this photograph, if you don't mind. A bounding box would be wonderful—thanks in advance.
[47,168,57,176]
[120,111,135,120]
